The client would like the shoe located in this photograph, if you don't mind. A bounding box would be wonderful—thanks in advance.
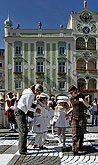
[19,151,29,155]
[13,129,18,133]
[33,145,40,150]
[39,146,47,150]
[72,151,78,156]
[9,129,13,132]
[62,146,66,152]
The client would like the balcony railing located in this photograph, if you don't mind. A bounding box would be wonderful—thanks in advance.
[13,72,22,74]
[76,68,97,71]
[78,88,98,93]
[36,72,44,75]
[58,72,66,76]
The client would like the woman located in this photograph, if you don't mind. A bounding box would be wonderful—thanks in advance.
[53,97,69,150]
[92,98,97,126]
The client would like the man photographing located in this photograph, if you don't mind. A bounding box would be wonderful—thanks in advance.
[67,85,89,156]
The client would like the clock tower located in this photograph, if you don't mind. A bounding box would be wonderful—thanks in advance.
[66,0,98,99]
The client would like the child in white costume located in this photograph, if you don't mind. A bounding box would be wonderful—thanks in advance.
[33,93,49,149]
[48,100,54,134]
[53,97,69,149]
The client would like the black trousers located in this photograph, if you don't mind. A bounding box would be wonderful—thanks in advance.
[15,108,28,153]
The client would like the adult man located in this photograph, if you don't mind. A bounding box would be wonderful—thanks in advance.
[15,84,43,155]
[5,92,16,132]
[67,85,89,156]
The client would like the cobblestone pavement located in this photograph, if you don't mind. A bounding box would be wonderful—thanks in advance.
[0,117,98,165]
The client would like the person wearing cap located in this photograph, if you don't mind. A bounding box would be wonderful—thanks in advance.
[53,98,69,151]
[47,100,54,135]
[5,92,17,132]
[67,85,89,156]
[15,84,43,155]
[51,96,56,110]
[33,92,49,150]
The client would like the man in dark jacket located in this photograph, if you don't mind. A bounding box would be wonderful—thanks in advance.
[67,85,89,156]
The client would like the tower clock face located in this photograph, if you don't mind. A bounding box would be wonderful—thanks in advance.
[82,26,90,34]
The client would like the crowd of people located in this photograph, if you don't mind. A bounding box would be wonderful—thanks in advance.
[5,84,98,155]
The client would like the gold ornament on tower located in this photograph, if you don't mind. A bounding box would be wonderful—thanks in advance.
[84,0,87,8]
[38,21,42,29]
[17,24,20,29]
[60,24,63,29]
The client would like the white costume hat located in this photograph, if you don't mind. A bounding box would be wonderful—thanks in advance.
[57,99,66,103]
[36,93,49,100]
[48,100,53,104]
[57,96,68,101]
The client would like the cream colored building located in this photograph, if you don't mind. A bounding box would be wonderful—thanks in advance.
[3,0,98,99]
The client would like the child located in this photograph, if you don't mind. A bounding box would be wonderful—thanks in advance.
[33,93,49,150]
[53,97,69,150]
[5,92,17,132]
[48,100,55,135]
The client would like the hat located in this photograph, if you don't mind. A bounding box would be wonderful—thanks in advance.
[40,93,49,99]
[57,96,68,101]
[36,93,49,100]
[51,96,55,99]
[57,100,66,103]
[7,92,13,96]
[35,84,43,92]
[48,100,53,104]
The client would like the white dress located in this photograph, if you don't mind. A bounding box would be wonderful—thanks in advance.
[33,104,48,133]
[48,108,54,126]
[53,105,69,127]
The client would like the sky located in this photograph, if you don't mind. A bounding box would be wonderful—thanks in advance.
[0,0,98,49]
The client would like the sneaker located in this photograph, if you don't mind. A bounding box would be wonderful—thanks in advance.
[19,151,30,155]
[9,129,13,132]
[33,145,40,150]
[62,146,66,152]
[72,151,78,156]
[62,146,66,149]
[39,146,47,150]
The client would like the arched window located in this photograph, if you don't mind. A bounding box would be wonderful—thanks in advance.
[88,78,96,89]
[87,38,96,50]
[77,78,86,90]
[76,37,85,50]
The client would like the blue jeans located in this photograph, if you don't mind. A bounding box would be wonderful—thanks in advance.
[92,111,97,126]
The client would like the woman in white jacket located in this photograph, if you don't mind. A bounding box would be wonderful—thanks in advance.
[53,99,69,150]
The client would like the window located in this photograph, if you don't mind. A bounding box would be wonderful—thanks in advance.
[37,62,43,72]
[76,37,85,50]
[0,63,2,67]
[59,82,65,89]
[15,80,21,89]
[59,47,65,54]
[0,51,4,56]
[58,62,65,72]
[15,46,21,54]
[37,47,43,55]
[0,73,3,78]
[87,38,96,50]
[15,62,22,72]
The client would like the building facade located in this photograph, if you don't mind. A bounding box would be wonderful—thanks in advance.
[0,49,5,89]
[3,1,98,99]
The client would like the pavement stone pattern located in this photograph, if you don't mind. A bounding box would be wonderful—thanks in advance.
[0,118,98,165]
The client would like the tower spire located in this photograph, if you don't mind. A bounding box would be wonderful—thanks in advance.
[84,0,87,8]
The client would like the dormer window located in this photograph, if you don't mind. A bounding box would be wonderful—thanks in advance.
[15,46,21,54]
[59,47,65,55]
[37,46,43,55]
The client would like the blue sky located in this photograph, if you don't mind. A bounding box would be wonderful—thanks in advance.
[0,0,98,48]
